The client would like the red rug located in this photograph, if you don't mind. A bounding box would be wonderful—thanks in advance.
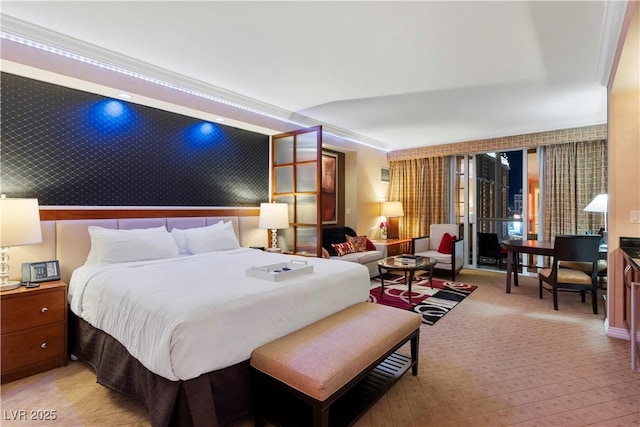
[369,273,477,325]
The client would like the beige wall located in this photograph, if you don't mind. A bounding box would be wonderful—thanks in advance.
[607,3,640,334]
[608,88,640,331]
[340,147,389,238]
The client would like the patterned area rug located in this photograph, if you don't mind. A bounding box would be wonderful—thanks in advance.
[369,273,477,325]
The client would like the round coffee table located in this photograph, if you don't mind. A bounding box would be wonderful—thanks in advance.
[377,256,437,305]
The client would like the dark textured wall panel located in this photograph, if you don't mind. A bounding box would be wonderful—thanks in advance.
[0,73,269,206]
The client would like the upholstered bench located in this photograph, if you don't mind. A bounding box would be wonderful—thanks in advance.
[250,302,421,427]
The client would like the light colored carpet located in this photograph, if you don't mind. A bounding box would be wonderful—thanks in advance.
[1,269,638,426]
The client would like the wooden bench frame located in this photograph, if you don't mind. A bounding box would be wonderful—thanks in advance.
[251,327,419,427]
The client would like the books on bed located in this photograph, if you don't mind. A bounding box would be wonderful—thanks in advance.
[246,260,313,281]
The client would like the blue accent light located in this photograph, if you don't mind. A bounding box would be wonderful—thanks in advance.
[87,99,136,135]
[184,122,222,147]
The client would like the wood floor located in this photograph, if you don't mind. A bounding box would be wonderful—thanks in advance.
[1,269,638,426]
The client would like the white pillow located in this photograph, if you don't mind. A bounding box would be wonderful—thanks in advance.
[184,221,240,254]
[170,221,223,255]
[170,228,190,255]
[85,226,179,264]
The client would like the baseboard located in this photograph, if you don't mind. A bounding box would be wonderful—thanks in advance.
[604,320,635,340]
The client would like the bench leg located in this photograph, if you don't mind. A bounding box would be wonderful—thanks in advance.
[411,330,419,375]
[312,403,330,427]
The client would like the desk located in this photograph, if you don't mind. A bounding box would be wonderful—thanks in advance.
[501,239,606,294]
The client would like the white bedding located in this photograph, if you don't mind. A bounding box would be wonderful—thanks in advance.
[69,248,370,381]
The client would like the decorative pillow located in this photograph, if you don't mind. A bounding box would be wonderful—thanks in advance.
[365,238,376,251]
[346,235,368,252]
[331,241,356,257]
[437,232,457,254]
[184,221,240,254]
[86,226,179,264]
[321,247,331,259]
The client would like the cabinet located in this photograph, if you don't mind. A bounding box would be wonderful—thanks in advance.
[1,281,68,383]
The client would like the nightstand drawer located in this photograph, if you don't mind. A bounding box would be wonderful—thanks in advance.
[1,290,65,333]
[1,323,66,372]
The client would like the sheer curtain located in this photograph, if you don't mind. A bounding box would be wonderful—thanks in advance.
[389,157,446,238]
[543,139,607,240]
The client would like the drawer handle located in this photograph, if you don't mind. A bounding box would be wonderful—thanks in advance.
[41,342,47,349]
[41,307,48,313]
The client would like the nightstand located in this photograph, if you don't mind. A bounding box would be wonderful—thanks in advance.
[1,281,68,384]
[371,238,413,257]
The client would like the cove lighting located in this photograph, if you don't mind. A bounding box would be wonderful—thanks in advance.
[0,30,384,151]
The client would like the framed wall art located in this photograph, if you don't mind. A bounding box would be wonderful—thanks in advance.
[321,152,338,224]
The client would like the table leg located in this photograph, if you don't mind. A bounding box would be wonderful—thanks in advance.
[379,265,385,298]
[407,270,415,305]
[513,251,519,287]
[632,282,638,371]
[506,250,513,293]
[428,266,434,289]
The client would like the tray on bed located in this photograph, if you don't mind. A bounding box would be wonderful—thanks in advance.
[246,260,313,281]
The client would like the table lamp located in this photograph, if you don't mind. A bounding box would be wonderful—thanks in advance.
[0,196,43,291]
[584,193,607,245]
[259,202,289,252]
[381,201,404,239]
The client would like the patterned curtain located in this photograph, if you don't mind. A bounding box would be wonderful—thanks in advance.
[389,157,446,239]
[543,139,607,240]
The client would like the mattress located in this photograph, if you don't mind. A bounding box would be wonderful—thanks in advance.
[68,248,370,381]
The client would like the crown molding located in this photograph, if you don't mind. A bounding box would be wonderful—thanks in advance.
[595,0,628,86]
[0,15,388,151]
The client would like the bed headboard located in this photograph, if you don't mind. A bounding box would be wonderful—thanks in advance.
[8,209,267,283]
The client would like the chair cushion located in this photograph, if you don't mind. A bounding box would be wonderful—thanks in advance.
[558,260,607,272]
[429,224,459,251]
[250,302,421,401]
[415,250,452,266]
[539,267,592,284]
[354,251,383,264]
[437,233,456,254]
[332,242,356,256]
[365,238,376,251]
[346,235,368,252]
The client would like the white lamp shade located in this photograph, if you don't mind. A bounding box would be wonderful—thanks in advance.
[584,194,608,213]
[381,201,404,218]
[0,198,43,247]
[259,203,289,229]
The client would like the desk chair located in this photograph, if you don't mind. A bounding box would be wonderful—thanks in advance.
[538,235,601,314]
[477,232,508,269]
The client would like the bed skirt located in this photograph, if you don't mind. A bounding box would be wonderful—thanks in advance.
[69,313,252,427]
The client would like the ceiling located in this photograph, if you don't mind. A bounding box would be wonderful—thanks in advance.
[0,1,628,152]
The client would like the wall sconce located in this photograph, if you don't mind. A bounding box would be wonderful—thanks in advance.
[381,201,405,239]
[0,196,43,291]
[259,202,289,252]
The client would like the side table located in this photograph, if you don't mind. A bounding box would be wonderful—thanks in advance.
[371,238,412,257]
[1,281,68,383]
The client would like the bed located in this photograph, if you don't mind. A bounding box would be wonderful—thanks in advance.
[60,215,370,427]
